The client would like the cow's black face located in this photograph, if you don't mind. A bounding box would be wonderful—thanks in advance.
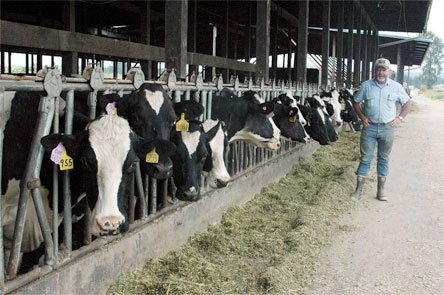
[272,95,308,142]
[110,84,177,179]
[171,124,208,201]
[298,104,330,145]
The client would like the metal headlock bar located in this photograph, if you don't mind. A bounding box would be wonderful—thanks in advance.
[0,66,318,293]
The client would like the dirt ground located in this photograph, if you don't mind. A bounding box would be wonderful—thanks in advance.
[307,91,444,294]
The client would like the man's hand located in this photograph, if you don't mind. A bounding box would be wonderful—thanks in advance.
[360,115,372,127]
[390,117,402,127]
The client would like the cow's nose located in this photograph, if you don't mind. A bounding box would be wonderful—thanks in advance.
[216,179,228,188]
[153,162,173,179]
[276,142,281,149]
[96,215,124,234]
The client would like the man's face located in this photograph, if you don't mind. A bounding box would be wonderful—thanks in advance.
[375,67,390,84]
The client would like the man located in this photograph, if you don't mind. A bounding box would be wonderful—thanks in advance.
[351,58,412,201]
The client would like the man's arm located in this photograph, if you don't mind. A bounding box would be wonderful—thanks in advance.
[390,99,412,127]
[353,101,371,127]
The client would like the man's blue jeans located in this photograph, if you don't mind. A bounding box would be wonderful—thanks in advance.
[357,123,394,177]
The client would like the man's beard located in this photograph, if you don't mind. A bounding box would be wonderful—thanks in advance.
[376,76,387,83]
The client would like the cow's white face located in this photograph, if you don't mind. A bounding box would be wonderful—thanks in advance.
[202,120,230,188]
[285,90,307,126]
[88,115,130,236]
[327,90,343,125]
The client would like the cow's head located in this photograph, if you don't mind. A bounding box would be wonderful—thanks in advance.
[99,84,176,179]
[41,115,173,236]
[202,119,230,188]
[298,104,330,145]
[305,95,338,143]
[272,92,310,143]
[171,121,208,201]
[220,89,281,150]
[320,89,343,126]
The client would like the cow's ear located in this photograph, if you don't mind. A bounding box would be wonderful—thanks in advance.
[174,100,204,120]
[41,131,88,158]
[255,100,275,115]
[98,93,120,111]
[133,136,176,159]
[288,107,299,118]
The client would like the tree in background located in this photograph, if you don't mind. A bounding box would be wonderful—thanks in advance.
[421,31,444,88]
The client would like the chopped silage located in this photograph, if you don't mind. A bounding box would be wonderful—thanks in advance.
[108,132,361,295]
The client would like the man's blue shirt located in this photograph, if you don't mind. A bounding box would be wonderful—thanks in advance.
[354,78,410,123]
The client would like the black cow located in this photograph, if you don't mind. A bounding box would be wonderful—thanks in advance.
[272,92,310,143]
[297,104,330,145]
[171,101,229,201]
[305,95,338,143]
[98,83,177,179]
[339,88,362,131]
[213,88,281,150]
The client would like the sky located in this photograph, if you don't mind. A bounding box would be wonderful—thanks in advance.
[426,0,444,40]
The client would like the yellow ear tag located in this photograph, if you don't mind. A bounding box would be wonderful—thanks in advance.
[176,113,189,132]
[60,146,74,171]
[146,148,159,164]
[114,106,118,116]
[289,116,297,123]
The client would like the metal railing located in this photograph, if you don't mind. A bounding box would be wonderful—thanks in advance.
[0,66,318,293]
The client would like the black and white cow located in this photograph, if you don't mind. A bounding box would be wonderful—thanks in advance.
[297,104,330,145]
[171,101,230,201]
[305,95,338,143]
[339,88,362,131]
[272,91,310,143]
[320,89,343,127]
[98,83,177,179]
[213,89,281,150]
[1,91,173,271]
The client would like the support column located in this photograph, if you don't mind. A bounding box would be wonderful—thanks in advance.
[256,0,271,82]
[362,27,368,81]
[336,0,345,87]
[353,7,362,88]
[140,1,152,79]
[321,0,331,89]
[297,0,309,85]
[62,0,78,76]
[346,2,354,89]
[165,0,188,79]
[272,9,279,80]
[288,27,293,81]
[397,45,404,83]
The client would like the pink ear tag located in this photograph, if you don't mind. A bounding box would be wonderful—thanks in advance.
[168,81,176,88]
[105,102,117,116]
[50,143,63,165]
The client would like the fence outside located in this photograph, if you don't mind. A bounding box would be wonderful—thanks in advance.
[0,66,319,293]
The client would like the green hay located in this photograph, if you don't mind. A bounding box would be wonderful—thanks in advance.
[108,132,360,295]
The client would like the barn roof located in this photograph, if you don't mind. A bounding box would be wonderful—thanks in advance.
[378,34,432,66]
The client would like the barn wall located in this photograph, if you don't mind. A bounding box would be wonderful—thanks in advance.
[16,140,319,294]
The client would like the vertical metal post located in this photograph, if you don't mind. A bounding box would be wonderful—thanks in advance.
[135,163,147,218]
[128,174,135,223]
[0,87,5,285]
[162,179,168,209]
[149,178,157,214]
[7,95,55,277]
[64,90,74,253]
[144,175,149,214]
[52,96,59,258]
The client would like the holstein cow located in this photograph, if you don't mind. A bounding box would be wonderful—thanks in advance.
[1,91,173,271]
[272,91,310,143]
[297,104,330,145]
[320,89,343,128]
[97,83,177,179]
[305,95,338,143]
[171,101,230,201]
[214,88,281,150]
[339,88,362,131]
